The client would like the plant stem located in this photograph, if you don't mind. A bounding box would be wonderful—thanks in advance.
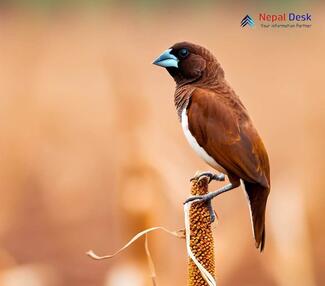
[188,176,216,286]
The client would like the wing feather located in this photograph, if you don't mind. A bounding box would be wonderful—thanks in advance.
[187,88,270,187]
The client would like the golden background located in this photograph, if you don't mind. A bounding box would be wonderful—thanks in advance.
[0,1,324,285]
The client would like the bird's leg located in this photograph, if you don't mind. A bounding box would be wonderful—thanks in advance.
[184,182,239,223]
[190,171,225,183]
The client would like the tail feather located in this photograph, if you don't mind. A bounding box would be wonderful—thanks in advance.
[243,181,269,252]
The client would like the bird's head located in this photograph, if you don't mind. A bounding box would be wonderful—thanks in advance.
[153,42,220,86]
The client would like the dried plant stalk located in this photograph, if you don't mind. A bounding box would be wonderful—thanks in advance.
[188,176,216,286]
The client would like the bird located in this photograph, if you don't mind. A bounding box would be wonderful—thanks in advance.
[152,42,270,251]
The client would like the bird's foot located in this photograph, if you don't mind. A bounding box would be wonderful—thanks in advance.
[183,192,218,223]
[184,184,234,223]
[184,191,216,205]
[190,171,225,183]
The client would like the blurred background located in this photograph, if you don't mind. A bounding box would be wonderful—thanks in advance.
[0,0,324,285]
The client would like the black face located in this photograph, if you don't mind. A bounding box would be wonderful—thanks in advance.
[169,47,190,61]
[153,41,208,85]
[167,44,207,84]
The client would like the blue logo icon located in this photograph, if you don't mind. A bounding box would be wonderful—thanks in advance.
[241,15,255,27]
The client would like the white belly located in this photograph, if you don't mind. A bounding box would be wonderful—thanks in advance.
[181,108,227,174]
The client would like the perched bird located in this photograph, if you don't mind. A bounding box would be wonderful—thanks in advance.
[153,42,270,251]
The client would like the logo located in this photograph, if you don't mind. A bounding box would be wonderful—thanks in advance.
[240,13,312,29]
[241,15,255,27]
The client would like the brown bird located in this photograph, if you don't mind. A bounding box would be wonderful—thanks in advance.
[153,42,270,251]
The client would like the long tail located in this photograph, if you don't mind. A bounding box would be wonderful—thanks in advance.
[243,181,270,252]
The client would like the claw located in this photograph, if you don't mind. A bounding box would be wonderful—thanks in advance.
[190,171,225,183]
[184,194,216,224]
[186,172,227,224]
[183,195,204,205]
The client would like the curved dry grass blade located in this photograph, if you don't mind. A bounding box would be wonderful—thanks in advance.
[86,226,183,260]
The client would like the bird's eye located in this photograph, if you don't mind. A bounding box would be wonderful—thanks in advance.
[178,48,189,59]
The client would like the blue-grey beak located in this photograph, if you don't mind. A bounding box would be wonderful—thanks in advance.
[152,48,178,68]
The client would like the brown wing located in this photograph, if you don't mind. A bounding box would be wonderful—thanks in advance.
[187,88,270,188]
